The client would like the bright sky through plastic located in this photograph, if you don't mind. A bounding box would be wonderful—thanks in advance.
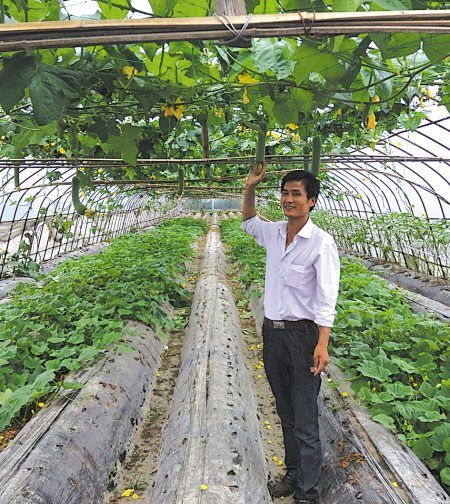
[63,0,152,18]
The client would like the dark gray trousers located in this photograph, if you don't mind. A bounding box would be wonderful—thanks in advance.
[262,322,322,500]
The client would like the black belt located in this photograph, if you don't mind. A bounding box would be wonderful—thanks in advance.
[263,317,316,330]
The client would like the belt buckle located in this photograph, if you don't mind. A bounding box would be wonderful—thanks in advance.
[273,321,285,329]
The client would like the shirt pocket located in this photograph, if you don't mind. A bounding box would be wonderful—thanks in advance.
[285,264,307,289]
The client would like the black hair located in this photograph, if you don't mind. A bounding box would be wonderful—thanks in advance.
[280,170,320,211]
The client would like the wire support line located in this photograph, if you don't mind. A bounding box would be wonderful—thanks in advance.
[214,13,253,44]
[2,154,450,166]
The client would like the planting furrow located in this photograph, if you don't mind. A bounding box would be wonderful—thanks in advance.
[0,320,164,504]
[148,217,270,503]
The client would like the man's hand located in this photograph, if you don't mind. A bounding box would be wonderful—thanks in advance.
[310,343,329,377]
[246,161,266,188]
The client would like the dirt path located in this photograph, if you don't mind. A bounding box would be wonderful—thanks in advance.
[104,237,204,503]
[228,280,295,504]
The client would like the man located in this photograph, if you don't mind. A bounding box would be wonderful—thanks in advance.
[241,163,340,504]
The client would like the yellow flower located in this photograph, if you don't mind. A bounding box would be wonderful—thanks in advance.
[258,374,263,379]
[237,73,259,85]
[121,489,134,497]
[292,133,299,141]
[277,460,283,466]
[214,108,224,118]
[367,111,376,130]
[413,382,418,388]
[272,456,278,462]
[371,386,377,392]
[391,482,398,488]
[327,378,332,383]
[242,87,250,105]
[161,98,184,121]
[287,123,299,131]
[372,95,380,103]
[122,66,138,79]
[270,131,281,140]
[132,495,140,500]
[200,484,208,491]
[342,391,348,398]
[84,209,95,219]
[59,147,66,155]
[38,402,45,408]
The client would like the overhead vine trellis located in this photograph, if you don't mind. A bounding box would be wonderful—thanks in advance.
[1,113,448,278]
[0,0,449,280]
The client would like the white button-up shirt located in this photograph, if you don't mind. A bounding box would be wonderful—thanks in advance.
[241,216,340,327]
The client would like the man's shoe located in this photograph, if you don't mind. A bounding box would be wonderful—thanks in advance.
[268,470,297,498]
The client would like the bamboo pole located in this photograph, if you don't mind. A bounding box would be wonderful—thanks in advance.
[0,10,450,51]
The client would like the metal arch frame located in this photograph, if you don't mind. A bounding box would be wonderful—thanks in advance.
[318,130,449,277]
[0,166,180,278]
[319,173,391,260]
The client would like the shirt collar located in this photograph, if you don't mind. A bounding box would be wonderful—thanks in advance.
[278,218,314,239]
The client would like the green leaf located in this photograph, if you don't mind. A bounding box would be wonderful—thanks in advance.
[98,0,129,18]
[173,0,208,16]
[252,38,294,80]
[272,99,298,125]
[430,423,450,452]
[358,361,392,382]
[291,88,314,115]
[371,33,421,60]
[0,53,36,112]
[358,386,383,403]
[419,381,437,399]
[412,438,434,460]
[108,126,143,166]
[417,411,446,423]
[371,0,411,8]
[293,43,346,84]
[329,0,361,10]
[13,121,57,150]
[390,356,418,374]
[60,381,84,390]
[422,35,450,63]
[149,0,176,16]
[0,388,13,406]
[373,413,396,431]
[441,467,450,486]
[385,381,414,399]
[29,63,80,125]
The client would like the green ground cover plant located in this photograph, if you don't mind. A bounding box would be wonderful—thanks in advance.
[221,218,450,489]
[0,217,207,431]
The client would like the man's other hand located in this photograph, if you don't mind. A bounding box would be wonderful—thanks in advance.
[311,344,329,376]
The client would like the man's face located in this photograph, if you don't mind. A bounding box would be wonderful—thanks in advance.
[280,180,316,219]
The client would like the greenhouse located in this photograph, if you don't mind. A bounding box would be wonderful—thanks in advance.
[0,0,449,502]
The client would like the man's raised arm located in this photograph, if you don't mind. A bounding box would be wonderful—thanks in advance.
[242,162,266,221]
